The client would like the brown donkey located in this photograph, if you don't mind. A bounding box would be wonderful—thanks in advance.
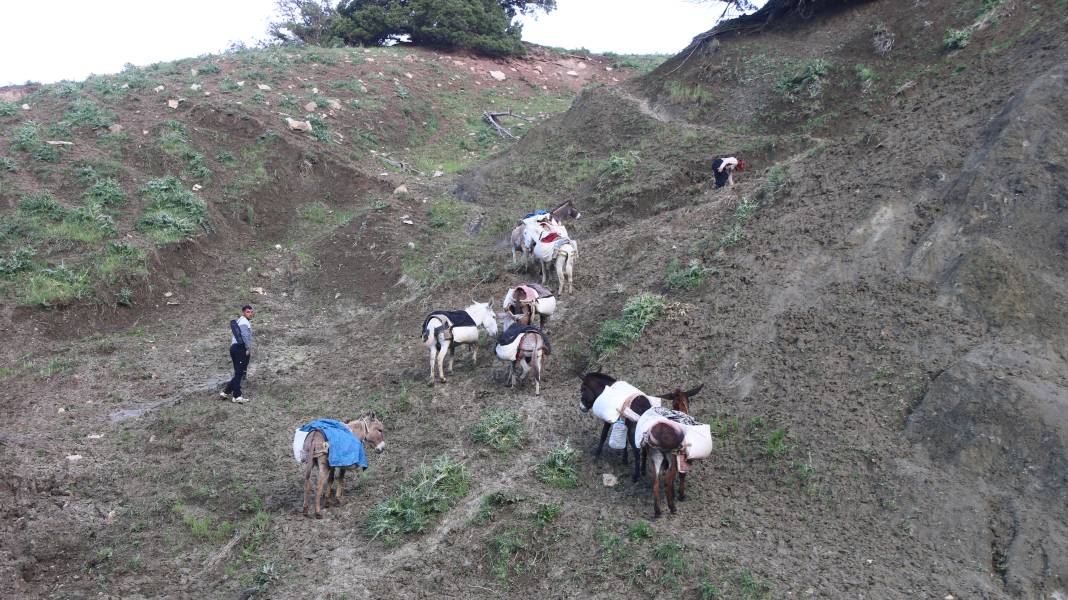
[637,388,704,517]
[301,412,386,519]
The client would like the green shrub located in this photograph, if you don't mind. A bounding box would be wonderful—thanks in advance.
[115,287,134,306]
[775,59,831,105]
[597,151,640,188]
[83,177,126,207]
[308,114,331,143]
[97,241,148,284]
[0,156,16,172]
[12,121,41,151]
[22,264,91,306]
[19,192,66,220]
[589,293,666,363]
[944,28,971,50]
[64,99,117,129]
[137,177,212,244]
[533,441,578,489]
[0,100,18,117]
[427,197,469,229]
[665,258,710,290]
[761,427,791,458]
[196,64,222,75]
[471,409,526,451]
[533,501,561,526]
[366,456,470,539]
[0,247,35,277]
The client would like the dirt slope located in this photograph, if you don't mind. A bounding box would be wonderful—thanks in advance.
[3,1,1068,599]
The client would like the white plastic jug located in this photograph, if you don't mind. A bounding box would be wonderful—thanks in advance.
[608,419,628,450]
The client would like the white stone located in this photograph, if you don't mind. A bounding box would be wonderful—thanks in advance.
[257,84,271,91]
[237,81,245,87]
[566,70,579,77]
[192,184,202,191]
[286,118,313,132]
[304,101,317,112]
[602,473,618,487]
[66,454,83,462]
[393,185,409,196]
[154,85,165,92]
[190,83,201,91]
[163,291,173,297]
[432,170,443,178]
[489,70,506,81]
[21,103,29,110]
[168,99,180,109]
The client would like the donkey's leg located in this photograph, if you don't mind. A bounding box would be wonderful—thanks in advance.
[665,458,679,515]
[566,254,575,294]
[540,259,548,285]
[651,449,664,518]
[314,459,330,518]
[532,348,542,396]
[302,459,314,517]
[447,343,456,374]
[437,339,450,383]
[428,345,437,385]
[539,312,549,332]
[335,468,345,505]
[471,343,478,367]
[596,422,610,457]
[678,472,687,501]
[555,255,566,296]
[326,468,336,504]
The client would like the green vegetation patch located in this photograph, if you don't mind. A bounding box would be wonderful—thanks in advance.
[366,456,470,540]
[471,408,526,451]
[533,441,578,489]
[137,176,212,244]
[589,293,666,364]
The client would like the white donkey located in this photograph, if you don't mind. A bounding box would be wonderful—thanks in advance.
[502,283,556,331]
[533,220,577,295]
[421,301,498,384]
[509,201,582,266]
[495,324,550,396]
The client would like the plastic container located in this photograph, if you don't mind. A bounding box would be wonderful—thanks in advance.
[608,419,628,449]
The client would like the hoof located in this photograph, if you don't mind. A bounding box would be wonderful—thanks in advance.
[631,475,640,483]
[315,512,323,520]
[669,508,677,515]
[335,498,344,506]
[678,494,686,502]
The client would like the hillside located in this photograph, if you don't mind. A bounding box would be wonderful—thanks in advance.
[3,1,1068,598]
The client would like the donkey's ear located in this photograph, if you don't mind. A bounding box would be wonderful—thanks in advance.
[683,384,705,398]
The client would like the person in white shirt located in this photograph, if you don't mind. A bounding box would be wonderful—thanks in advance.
[712,156,746,188]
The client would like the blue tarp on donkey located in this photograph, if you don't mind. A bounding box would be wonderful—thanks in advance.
[299,419,368,468]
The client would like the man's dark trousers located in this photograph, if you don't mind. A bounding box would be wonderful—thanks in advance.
[224,343,249,397]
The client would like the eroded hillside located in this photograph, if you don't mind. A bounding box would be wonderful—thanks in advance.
[2,1,1067,598]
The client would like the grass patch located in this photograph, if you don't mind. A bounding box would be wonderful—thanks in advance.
[944,28,972,50]
[22,264,91,306]
[775,59,832,111]
[471,409,526,451]
[427,196,469,229]
[665,80,715,105]
[137,176,212,244]
[760,427,791,459]
[366,456,470,540]
[533,441,578,489]
[664,258,710,290]
[589,293,666,364]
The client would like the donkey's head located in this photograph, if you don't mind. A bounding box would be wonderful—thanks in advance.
[578,372,617,412]
[350,411,386,454]
[467,301,498,337]
[658,384,704,414]
[552,199,581,220]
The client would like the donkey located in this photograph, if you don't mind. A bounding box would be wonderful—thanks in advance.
[422,301,498,384]
[502,283,556,331]
[533,220,577,296]
[636,388,707,517]
[495,324,550,396]
[580,373,703,483]
[301,412,386,519]
[510,199,581,265]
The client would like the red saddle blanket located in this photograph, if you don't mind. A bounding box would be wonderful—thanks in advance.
[540,232,562,243]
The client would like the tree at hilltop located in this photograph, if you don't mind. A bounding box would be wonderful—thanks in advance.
[270,0,556,57]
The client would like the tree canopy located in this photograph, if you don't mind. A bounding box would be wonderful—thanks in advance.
[270,0,557,57]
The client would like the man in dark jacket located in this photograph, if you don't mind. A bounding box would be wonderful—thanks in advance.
[220,304,254,403]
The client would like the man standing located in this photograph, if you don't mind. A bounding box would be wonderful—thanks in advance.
[221,304,254,403]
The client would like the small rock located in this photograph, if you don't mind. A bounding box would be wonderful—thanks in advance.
[142,129,149,135]
[190,83,201,91]
[566,70,579,77]
[237,81,245,87]
[166,301,180,306]
[66,454,83,462]
[190,68,198,76]
[407,242,415,248]
[167,99,180,109]
[286,118,313,132]
[108,124,123,133]
[404,72,413,79]
[251,287,266,295]
[311,87,319,94]
[58,407,66,414]
[87,434,103,440]
[432,170,443,178]
[334,292,341,299]
[163,291,173,297]
[153,85,165,93]
[605,66,613,72]
[257,84,271,91]
[327,98,342,110]
[203,91,211,96]
[105,510,117,524]
[453,60,464,66]
[393,185,409,196]
[577,62,587,70]
[275,244,283,250]
[402,219,414,225]
[21,103,30,110]
[192,184,202,191]
[304,101,317,112]
[489,70,506,81]
[602,473,618,487]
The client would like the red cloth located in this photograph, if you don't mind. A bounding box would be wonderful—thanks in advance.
[540,232,561,243]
